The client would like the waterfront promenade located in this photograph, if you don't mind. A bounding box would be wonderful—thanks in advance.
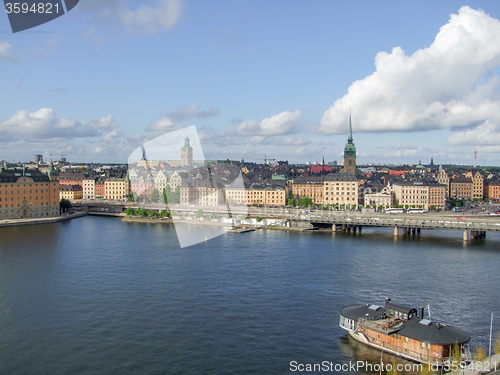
[0,211,87,227]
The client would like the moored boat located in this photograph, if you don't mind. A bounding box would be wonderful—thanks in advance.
[339,298,471,365]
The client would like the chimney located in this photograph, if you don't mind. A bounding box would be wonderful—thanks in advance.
[419,306,424,319]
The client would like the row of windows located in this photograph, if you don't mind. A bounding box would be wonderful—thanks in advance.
[0,189,55,194]
[0,183,50,187]
[0,202,51,207]
[0,196,52,201]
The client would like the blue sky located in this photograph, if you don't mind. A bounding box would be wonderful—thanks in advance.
[1,0,500,166]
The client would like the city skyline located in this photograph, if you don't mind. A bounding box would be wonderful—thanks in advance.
[1,1,500,165]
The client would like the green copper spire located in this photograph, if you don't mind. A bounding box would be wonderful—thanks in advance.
[344,111,356,157]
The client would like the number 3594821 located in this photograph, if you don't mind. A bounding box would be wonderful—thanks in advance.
[5,3,60,14]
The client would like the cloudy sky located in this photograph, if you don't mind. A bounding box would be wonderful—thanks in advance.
[1,0,500,166]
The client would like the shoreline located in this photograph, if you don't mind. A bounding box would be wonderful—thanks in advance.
[0,211,87,227]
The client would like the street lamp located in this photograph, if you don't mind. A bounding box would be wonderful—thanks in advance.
[379,349,385,375]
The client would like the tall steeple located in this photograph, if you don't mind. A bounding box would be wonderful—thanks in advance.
[342,110,357,174]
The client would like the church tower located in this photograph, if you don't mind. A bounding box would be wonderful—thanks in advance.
[342,113,357,174]
[181,136,193,166]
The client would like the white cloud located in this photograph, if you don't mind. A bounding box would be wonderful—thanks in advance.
[146,104,220,132]
[0,108,115,142]
[318,6,500,135]
[78,0,184,35]
[383,148,422,159]
[448,121,500,145]
[0,41,18,62]
[233,110,303,136]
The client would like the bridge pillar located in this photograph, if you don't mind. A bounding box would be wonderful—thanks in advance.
[417,228,421,234]
[352,226,357,233]
[358,226,362,233]
[332,224,337,232]
[394,226,400,236]
[463,230,470,241]
[342,224,346,231]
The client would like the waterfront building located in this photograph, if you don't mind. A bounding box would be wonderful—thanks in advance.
[436,169,450,197]
[105,178,128,200]
[290,176,324,205]
[484,180,500,201]
[181,136,193,166]
[392,181,446,210]
[179,180,224,206]
[472,172,484,200]
[323,173,359,207]
[363,185,393,208]
[341,114,357,174]
[60,185,83,201]
[83,177,96,200]
[450,177,473,200]
[56,169,86,187]
[155,170,170,195]
[0,168,60,219]
[130,175,155,201]
[169,171,187,190]
[224,184,286,206]
[95,176,107,200]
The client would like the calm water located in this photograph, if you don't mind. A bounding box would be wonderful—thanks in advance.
[0,216,499,375]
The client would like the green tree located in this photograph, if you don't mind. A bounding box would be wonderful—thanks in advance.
[287,191,296,206]
[172,185,181,204]
[430,205,435,211]
[125,207,134,215]
[299,195,312,208]
[148,210,157,218]
[86,167,93,174]
[150,188,159,203]
[196,209,204,219]
[256,216,263,222]
[239,215,247,221]
[160,210,171,218]
[351,204,356,210]
[209,212,218,220]
[60,198,72,213]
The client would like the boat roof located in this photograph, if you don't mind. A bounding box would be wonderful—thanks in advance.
[397,318,471,346]
[340,304,385,321]
[386,302,416,314]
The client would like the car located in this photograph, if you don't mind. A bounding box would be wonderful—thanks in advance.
[456,216,467,221]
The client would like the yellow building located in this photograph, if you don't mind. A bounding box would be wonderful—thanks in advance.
[472,172,484,200]
[60,185,83,200]
[291,176,324,204]
[0,168,60,219]
[105,178,128,200]
[323,174,359,207]
[225,184,286,206]
[392,181,446,210]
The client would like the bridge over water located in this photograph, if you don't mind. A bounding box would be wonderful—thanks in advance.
[73,201,500,241]
[284,212,500,240]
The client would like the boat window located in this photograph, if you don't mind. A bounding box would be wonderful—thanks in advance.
[421,342,426,348]
[405,337,409,343]
[427,343,431,349]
